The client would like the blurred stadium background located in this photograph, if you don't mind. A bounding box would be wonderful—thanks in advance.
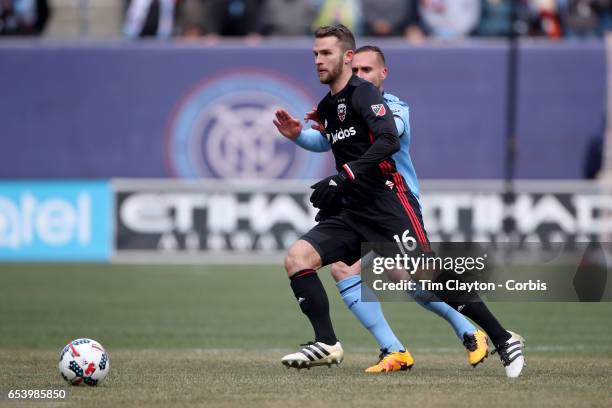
[1,1,611,407]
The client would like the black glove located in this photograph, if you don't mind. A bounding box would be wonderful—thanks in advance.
[314,194,343,222]
[309,171,348,209]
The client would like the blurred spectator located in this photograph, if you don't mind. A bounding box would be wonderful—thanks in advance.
[259,0,319,36]
[475,0,536,37]
[475,0,515,37]
[0,0,49,35]
[601,1,612,32]
[176,0,207,37]
[526,0,563,38]
[311,0,363,35]
[203,0,263,37]
[559,0,612,38]
[123,0,175,39]
[419,0,481,38]
[361,0,425,42]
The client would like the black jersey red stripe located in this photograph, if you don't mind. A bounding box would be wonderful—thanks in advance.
[316,75,400,205]
[378,160,394,175]
[392,173,431,252]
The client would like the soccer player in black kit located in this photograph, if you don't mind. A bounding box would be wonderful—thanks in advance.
[279,25,524,377]
[280,24,428,369]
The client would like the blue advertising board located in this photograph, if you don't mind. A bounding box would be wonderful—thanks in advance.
[0,181,112,261]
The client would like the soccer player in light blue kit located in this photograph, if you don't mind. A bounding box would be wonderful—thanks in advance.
[274,45,524,376]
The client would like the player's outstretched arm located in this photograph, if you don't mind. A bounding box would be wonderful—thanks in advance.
[296,128,332,153]
[275,108,331,152]
[297,109,331,152]
[273,108,302,140]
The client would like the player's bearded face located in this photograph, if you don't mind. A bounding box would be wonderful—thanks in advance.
[314,37,347,84]
[319,54,344,84]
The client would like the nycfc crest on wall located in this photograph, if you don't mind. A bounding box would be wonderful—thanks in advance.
[165,71,328,179]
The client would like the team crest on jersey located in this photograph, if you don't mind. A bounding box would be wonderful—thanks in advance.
[371,104,386,117]
[337,103,347,122]
[385,180,395,189]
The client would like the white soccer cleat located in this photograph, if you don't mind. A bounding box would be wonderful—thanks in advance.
[493,331,525,378]
[508,330,526,349]
[281,341,344,370]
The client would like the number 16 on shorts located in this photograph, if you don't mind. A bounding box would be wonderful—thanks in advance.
[393,229,417,254]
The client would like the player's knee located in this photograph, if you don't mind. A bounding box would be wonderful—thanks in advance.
[386,267,408,283]
[330,262,356,282]
[284,240,320,277]
[283,249,301,276]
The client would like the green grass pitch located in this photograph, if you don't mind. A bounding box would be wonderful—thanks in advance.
[0,264,611,407]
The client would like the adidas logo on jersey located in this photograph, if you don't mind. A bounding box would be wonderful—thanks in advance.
[326,127,356,144]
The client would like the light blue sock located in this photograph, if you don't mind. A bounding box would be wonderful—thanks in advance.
[412,288,476,339]
[337,275,405,352]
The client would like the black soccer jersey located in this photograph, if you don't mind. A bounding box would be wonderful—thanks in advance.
[316,75,401,205]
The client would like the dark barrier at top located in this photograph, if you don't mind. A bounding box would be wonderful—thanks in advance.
[0,40,605,179]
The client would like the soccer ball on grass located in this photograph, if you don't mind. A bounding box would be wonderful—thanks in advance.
[58,338,110,386]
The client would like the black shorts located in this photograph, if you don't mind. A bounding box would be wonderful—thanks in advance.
[301,180,431,267]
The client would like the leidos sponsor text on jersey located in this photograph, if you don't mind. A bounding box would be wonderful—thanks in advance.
[326,127,356,144]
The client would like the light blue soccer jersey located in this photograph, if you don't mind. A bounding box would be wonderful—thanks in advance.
[383,92,420,200]
[295,92,420,200]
